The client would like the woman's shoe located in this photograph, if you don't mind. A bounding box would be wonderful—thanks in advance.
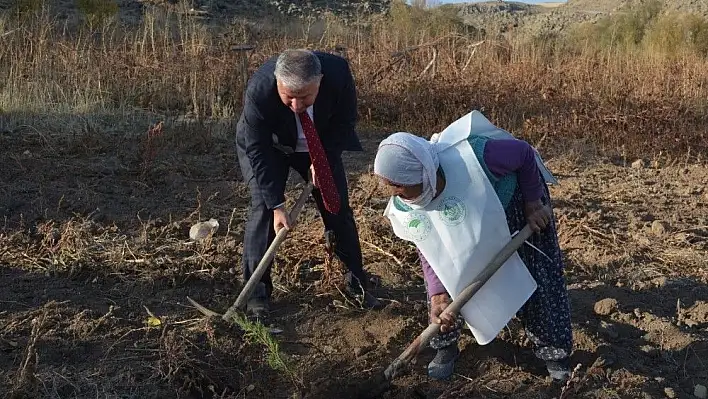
[427,345,460,380]
[546,358,571,382]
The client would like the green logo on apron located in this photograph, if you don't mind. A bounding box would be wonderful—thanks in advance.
[404,211,432,241]
[437,196,466,226]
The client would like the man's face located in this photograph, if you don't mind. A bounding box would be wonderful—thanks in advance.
[277,77,321,114]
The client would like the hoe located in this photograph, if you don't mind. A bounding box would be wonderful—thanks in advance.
[187,183,539,398]
[186,181,314,321]
[356,223,535,398]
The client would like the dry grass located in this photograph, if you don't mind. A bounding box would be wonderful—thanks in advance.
[1,2,708,398]
[1,2,707,160]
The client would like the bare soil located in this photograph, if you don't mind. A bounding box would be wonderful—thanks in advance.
[1,120,707,398]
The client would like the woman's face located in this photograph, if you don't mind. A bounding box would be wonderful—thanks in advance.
[378,177,423,201]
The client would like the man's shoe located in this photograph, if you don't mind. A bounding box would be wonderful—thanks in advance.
[346,284,384,310]
[345,272,383,310]
[360,290,384,310]
[246,297,270,322]
[428,345,460,380]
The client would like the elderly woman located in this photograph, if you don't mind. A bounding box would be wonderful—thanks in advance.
[373,112,573,382]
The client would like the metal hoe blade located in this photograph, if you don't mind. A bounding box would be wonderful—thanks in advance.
[187,182,314,321]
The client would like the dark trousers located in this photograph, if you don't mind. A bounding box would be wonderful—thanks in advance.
[239,151,365,300]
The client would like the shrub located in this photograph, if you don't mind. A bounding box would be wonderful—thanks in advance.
[644,12,708,57]
[387,0,473,44]
[14,0,44,16]
[566,0,663,53]
[75,0,119,28]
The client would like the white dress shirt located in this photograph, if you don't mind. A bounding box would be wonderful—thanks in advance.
[274,106,314,210]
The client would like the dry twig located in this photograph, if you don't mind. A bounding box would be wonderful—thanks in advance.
[362,240,404,267]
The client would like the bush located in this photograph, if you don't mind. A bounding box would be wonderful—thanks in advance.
[75,0,119,28]
[387,0,473,43]
[566,0,663,52]
[14,0,44,15]
[563,0,708,58]
[644,12,708,57]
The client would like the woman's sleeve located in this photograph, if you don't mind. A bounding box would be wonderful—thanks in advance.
[483,139,544,203]
[418,248,447,299]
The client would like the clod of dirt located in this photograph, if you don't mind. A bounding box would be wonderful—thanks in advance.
[683,301,708,325]
[354,346,372,358]
[632,159,646,169]
[651,220,669,235]
[599,321,619,340]
[684,319,700,328]
[664,387,677,398]
[651,277,668,288]
[304,371,391,399]
[640,345,659,358]
[595,345,617,367]
[640,213,656,222]
[695,384,707,399]
[594,298,619,316]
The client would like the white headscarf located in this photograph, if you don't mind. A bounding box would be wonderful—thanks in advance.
[373,132,439,208]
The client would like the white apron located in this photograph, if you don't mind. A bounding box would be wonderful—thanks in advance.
[383,115,538,345]
[431,110,558,185]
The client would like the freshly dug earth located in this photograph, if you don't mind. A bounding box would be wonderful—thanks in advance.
[1,123,707,398]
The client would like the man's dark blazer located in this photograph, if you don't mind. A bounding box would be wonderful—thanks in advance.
[235,51,363,210]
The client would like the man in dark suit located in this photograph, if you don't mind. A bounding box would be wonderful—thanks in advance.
[235,48,382,318]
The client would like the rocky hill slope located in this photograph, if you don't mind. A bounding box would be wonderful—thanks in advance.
[3,0,707,36]
[454,0,708,36]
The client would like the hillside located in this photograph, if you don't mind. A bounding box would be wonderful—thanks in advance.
[3,0,708,37]
[454,0,708,36]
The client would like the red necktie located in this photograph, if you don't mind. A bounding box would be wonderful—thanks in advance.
[298,112,341,215]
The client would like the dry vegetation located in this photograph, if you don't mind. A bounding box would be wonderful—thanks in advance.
[1,1,707,398]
